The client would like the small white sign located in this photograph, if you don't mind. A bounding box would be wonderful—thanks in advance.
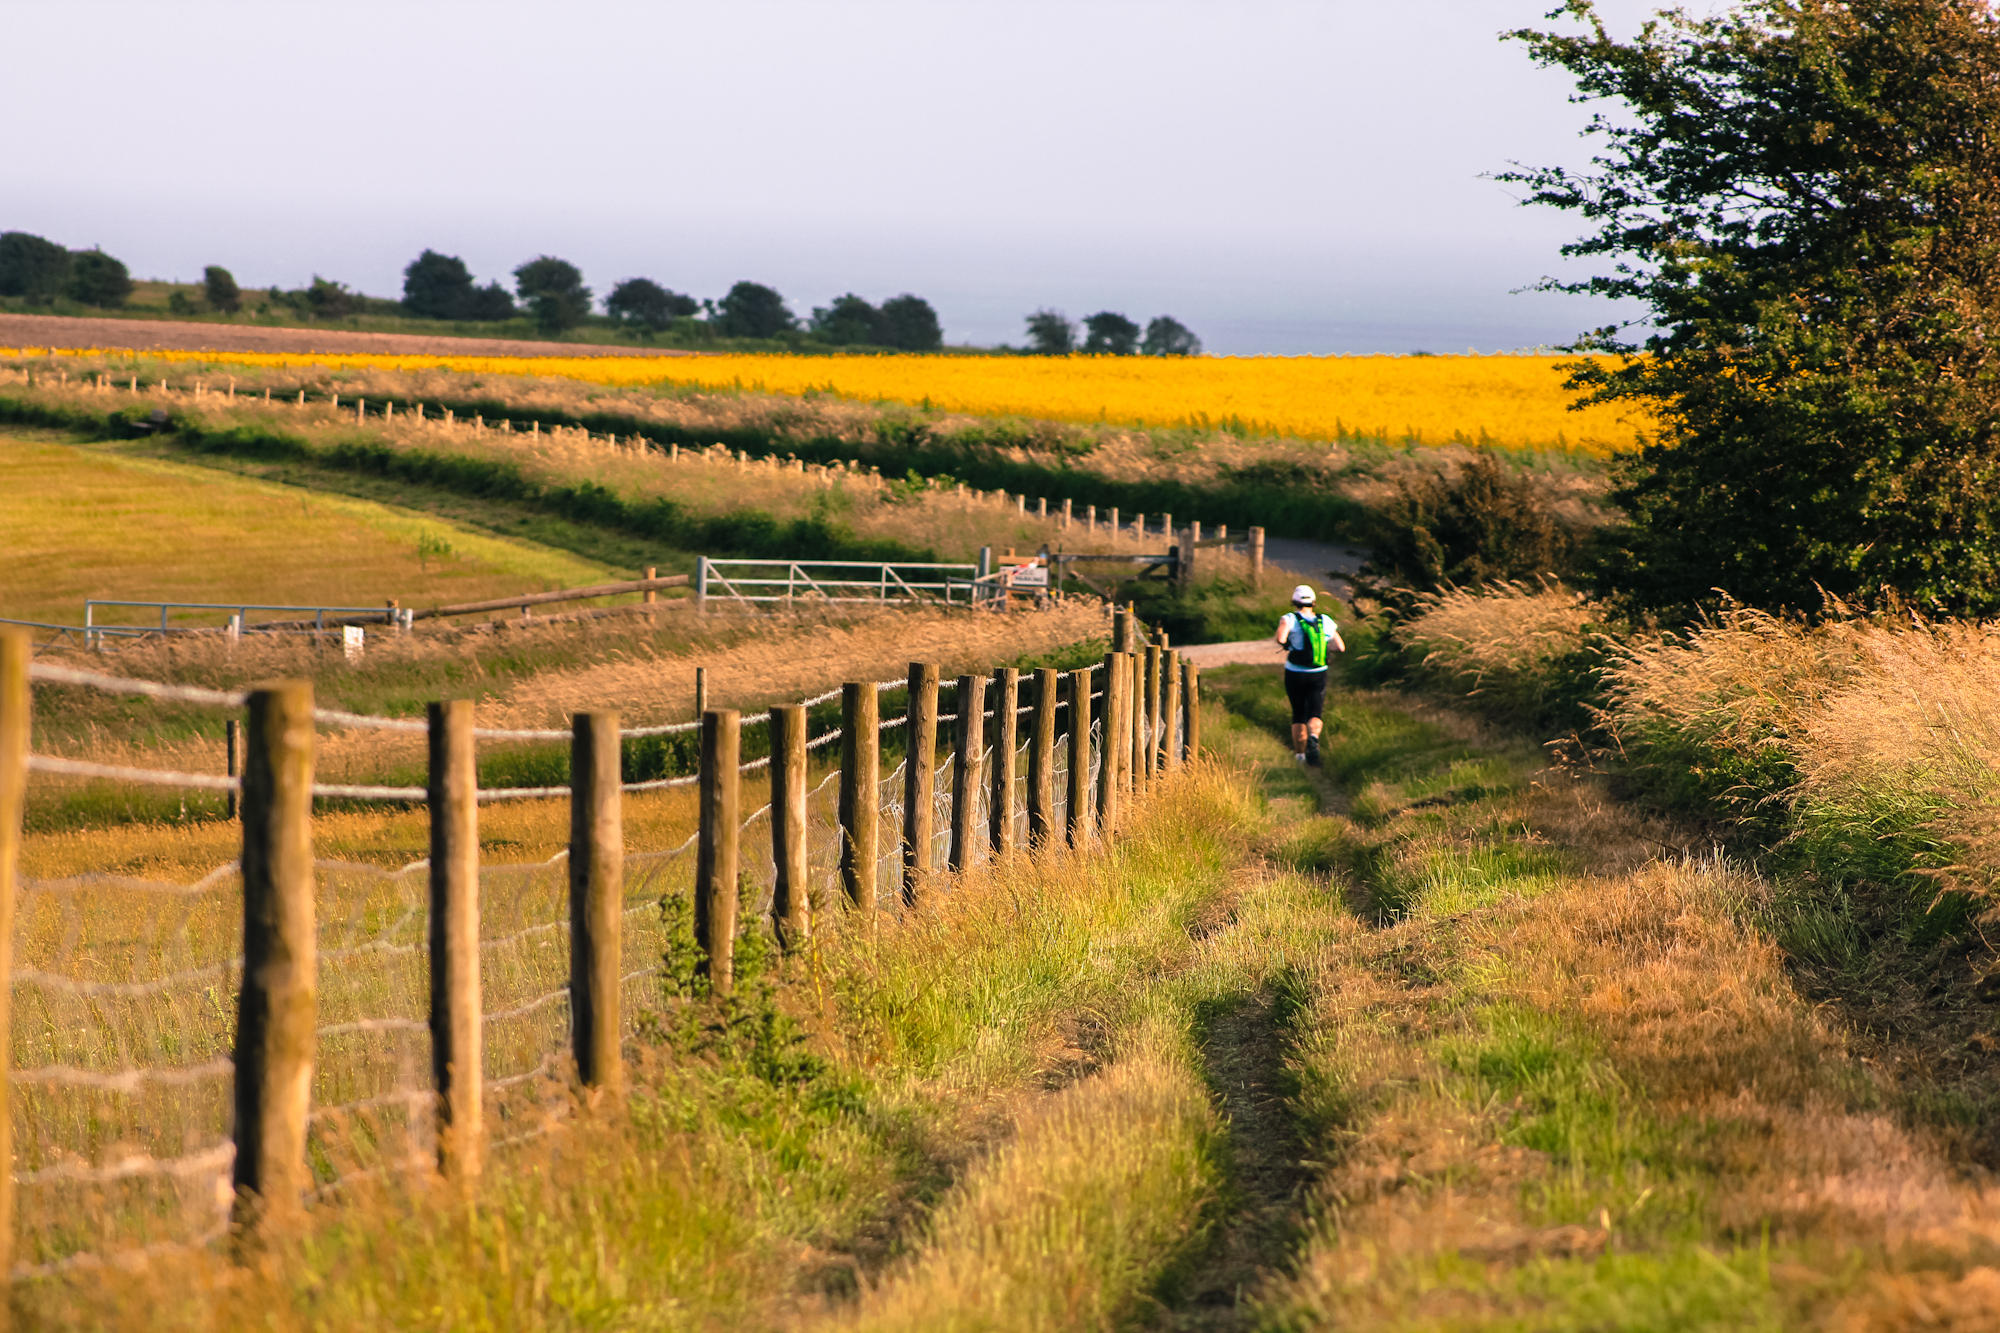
[343,625,366,662]
[1008,562,1049,588]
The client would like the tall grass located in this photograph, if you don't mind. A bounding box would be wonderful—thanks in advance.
[1373,582,2000,982]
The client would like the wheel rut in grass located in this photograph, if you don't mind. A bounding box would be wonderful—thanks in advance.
[1146,993,1312,1331]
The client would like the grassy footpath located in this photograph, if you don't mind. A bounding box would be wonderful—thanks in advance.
[1203,666,2000,1331]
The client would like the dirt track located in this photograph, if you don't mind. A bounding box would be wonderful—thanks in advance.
[0,313,694,359]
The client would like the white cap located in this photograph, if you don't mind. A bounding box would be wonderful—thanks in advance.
[1292,584,1316,605]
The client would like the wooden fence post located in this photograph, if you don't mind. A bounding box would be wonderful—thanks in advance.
[225,717,239,821]
[694,666,708,718]
[1184,661,1201,762]
[838,684,879,912]
[233,680,316,1230]
[949,674,985,872]
[0,628,29,1271]
[1143,645,1162,782]
[1161,651,1182,773]
[1027,667,1056,848]
[570,711,624,1088]
[1097,654,1123,834]
[771,704,808,951]
[902,662,939,904]
[643,565,658,605]
[1248,526,1265,586]
[428,699,481,1179]
[695,710,740,994]
[988,667,1018,856]
[1114,607,1136,654]
[1126,652,1144,793]
[1064,668,1092,848]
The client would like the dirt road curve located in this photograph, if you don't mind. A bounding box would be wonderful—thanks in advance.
[0,313,695,359]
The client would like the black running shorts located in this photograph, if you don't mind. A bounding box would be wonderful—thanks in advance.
[1284,669,1327,725]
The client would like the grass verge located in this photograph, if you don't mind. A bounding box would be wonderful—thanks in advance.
[1201,665,2000,1330]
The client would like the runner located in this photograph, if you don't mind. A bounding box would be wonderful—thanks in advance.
[1273,584,1344,765]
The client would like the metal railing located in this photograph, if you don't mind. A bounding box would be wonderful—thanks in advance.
[83,600,403,649]
[695,558,988,607]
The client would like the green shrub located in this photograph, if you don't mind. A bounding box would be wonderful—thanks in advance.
[1363,452,1584,593]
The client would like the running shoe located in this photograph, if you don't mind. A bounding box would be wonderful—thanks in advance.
[1306,736,1322,767]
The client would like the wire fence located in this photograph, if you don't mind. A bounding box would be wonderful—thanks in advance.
[1,635,1194,1276]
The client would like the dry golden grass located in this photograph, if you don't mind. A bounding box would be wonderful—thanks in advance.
[1392,585,2000,911]
[1391,580,1604,722]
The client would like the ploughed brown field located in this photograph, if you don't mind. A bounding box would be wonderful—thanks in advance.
[0,313,696,359]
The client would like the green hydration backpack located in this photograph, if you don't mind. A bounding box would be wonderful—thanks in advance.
[1291,611,1328,669]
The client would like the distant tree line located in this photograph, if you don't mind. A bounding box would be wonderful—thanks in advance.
[5,226,1194,357]
[397,250,945,348]
[1021,308,1201,356]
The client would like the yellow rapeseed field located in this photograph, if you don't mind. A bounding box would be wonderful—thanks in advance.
[8,347,1645,453]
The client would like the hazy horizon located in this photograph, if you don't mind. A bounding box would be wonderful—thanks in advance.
[2,1,1704,355]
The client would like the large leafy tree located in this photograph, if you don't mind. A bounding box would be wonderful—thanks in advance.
[1507,0,2000,616]
[1082,311,1141,355]
[811,293,887,345]
[1142,315,1202,357]
[403,250,475,318]
[69,250,132,307]
[716,281,795,338]
[202,265,240,313]
[0,232,72,302]
[879,294,943,351]
[514,255,593,334]
[608,277,698,333]
[1024,309,1076,355]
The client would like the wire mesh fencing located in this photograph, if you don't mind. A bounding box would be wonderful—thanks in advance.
[2,638,1195,1276]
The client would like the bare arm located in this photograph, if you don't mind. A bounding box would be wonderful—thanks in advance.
[1274,614,1291,650]
[1329,625,1347,653]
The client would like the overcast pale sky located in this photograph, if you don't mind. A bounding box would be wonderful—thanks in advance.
[2,1,1695,354]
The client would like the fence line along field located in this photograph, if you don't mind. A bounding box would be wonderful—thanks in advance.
[6,345,1649,454]
[20,600,1113,873]
[0,607,1186,1286]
